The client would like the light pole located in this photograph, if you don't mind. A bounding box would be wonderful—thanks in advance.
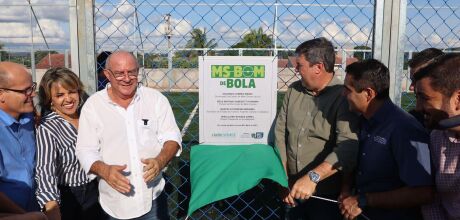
[164,14,173,91]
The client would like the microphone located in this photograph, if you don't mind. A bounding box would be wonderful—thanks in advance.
[438,115,460,129]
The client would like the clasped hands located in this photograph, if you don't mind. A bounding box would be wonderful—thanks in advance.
[279,177,362,220]
[101,157,165,194]
[339,194,363,220]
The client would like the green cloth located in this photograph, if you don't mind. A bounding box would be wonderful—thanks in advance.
[188,144,288,216]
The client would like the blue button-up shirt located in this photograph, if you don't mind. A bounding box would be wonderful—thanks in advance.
[0,109,38,211]
[356,100,433,219]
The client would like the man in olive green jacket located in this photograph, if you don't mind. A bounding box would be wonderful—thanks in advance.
[275,37,359,219]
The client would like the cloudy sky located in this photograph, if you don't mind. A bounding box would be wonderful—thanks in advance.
[0,0,459,53]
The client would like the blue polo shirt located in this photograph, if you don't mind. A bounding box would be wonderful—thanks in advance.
[356,100,432,219]
[0,109,38,211]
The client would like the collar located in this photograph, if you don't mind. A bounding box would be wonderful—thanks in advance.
[301,76,341,96]
[43,111,61,120]
[103,83,141,106]
[365,99,393,126]
[0,108,33,127]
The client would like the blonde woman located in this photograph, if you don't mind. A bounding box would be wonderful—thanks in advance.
[35,67,104,220]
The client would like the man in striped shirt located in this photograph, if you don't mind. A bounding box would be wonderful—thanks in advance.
[76,51,182,220]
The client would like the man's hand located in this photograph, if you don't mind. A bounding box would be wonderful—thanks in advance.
[141,158,165,183]
[277,185,296,207]
[100,164,131,193]
[44,201,61,220]
[289,175,317,200]
[339,195,362,220]
[338,190,351,203]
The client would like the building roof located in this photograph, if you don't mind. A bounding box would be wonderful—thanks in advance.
[36,53,71,69]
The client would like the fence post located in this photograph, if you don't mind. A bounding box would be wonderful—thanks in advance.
[64,49,69,68]
[29,7,36,82]
[372,0,407,106]
[406,51,413,92]
[69,0,79,76]
[75,0,97,94]
[341,49,347,71]
[273,0,279,57]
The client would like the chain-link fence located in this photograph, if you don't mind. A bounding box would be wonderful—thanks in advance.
[0,1,73,83]
[2,0,458,219]
[94,0,374,219]
[400,0,460,111]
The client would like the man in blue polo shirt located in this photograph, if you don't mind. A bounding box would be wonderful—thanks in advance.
[0,62,43,218]
[339,59,434,220]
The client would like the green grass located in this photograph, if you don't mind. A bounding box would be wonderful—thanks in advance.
[401,92,416,111]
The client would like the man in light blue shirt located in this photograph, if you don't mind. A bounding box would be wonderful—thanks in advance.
[0,62,43,217]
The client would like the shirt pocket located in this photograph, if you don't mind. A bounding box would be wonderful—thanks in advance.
[137,119,159,148]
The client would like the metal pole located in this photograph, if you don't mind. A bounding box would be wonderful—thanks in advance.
[65,49,69,68]
[406,51,412,92]
[69,0,79,75]
[29,6,36,82]
[273,0,278,57]
[48,51,51,67]
[165,14,173,91]
[372,0,386,62]
[372,0,406,105]
[76,0,97,94]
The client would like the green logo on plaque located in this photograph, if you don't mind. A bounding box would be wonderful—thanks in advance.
[211,65,265,88]
[211,65,265,78]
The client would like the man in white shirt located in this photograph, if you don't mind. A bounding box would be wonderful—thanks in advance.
[76,51,182,220]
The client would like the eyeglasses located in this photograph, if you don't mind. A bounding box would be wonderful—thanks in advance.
[105,68,139,80]
[0,82,36,97]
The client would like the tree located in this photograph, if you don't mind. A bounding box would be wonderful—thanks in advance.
[353,45,371,61]
[0,43,8,62]
[178,28,217,59]
[225,27,273,56]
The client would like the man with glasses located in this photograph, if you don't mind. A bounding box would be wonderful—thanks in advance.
[76,51,182,220]
[0,62,46,219]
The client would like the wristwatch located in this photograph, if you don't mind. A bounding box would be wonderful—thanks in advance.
[357,193,368,209]
[307,170,321,184]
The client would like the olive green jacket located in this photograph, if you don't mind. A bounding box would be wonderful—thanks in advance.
[275,77,359,195]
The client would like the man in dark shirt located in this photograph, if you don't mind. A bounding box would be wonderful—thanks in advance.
[340,59,434,220]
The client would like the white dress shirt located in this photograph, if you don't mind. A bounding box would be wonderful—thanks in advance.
[76,85,182,219]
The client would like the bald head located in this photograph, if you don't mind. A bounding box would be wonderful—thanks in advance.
[0,62,30,88]
[105,51,139,70]
[0,62,34,119]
